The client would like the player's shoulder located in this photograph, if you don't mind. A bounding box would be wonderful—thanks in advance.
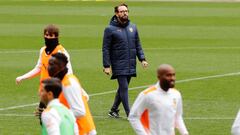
[63,74,80,87]
[57,45,68,54]
[43,106,51,113]
[142,85,157,95]
[68,74,79,83]
[40,46,45,50]
[42,106,55,117]
[39,46,46,53]
[42,106,60,122]
[62,74,71,86]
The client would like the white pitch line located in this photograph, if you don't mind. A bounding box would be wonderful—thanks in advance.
[184,117,234,120]
[0,71,239,111]
[0,103,38,111]
[90,71,240,97]
[176,72,240,83]
[1,46,240,54]
[145,47,240,50]
[92,116,235,120]
[0,114,34,117]
[0,113,235,120]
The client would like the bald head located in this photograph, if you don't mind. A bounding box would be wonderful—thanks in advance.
[157,64,175,77]
[157,64,176,91]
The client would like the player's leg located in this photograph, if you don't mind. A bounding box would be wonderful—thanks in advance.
[117,75,130,117]
[109,81,121,118]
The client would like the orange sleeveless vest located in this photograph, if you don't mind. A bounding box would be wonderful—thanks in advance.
[59,74,96,135]
[39,45,65,91]
[40,45,65,82]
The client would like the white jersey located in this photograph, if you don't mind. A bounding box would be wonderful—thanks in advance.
[41,99,79,135]
[128,82,189,135]
[232,110,240,135]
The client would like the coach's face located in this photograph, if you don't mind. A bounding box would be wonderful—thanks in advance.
[48,57,62,77]
[116,6,129,22]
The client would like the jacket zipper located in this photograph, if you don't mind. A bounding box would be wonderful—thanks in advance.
[124,26,131,74]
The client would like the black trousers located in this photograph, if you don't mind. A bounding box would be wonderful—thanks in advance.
[111,75,131,116]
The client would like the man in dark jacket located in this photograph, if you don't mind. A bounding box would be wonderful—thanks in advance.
[102,3,148,118]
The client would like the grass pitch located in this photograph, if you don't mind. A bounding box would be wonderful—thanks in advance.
[0,1,240,135]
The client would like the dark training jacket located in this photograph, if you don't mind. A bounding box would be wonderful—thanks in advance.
[102,16,146,79]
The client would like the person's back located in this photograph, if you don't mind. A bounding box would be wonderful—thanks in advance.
[42,100,76,135]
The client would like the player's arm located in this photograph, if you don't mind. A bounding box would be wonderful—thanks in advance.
[102,27,112,75]
[175,93,189,135]
[231,110,240,135]
[74,79,89,101]
[16,47,43,84]
[81,88,89,101]
[128,92,149,135]
[134,26,145,62]
[41,109,61,135]
[63,78,86,118]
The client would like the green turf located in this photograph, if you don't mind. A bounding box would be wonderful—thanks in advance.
[0,1,240,135]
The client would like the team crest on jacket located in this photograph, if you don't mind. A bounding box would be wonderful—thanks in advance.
[129,27,133,32]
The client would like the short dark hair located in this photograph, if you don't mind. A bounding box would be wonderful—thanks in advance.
[114,3,128,13]
[44,24,59,37]
[42,78,62,98]
[51,53,68,66]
